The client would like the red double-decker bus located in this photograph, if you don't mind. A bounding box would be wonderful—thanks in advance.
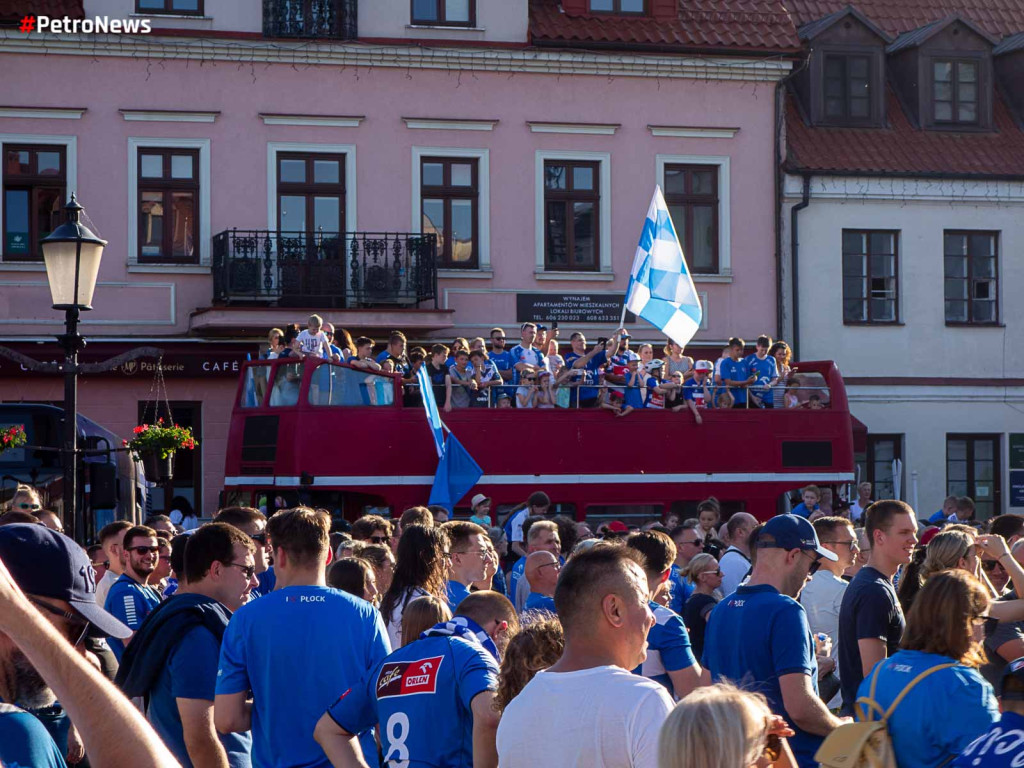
[221,357,856,525]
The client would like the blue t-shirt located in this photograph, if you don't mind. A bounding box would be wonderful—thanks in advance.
[953,711,1024,768]
[858,650,998,768]
[746,353,778,405]
[503,511,528,551]
[251,566,276,600]
[216,585,391,768]
[508,344,544,385]
[929,509,950,524]
[327,634,499,768]
[524,592,556,613]
[669,564,695,615]
[790,502,818,519]
[702,584,820,767]
[682,378,711,408]
[634,602,697,697]
[719,357,752,405]
[0,703,67,768]
[104,573,162,661]
[149,621,252,768]
[573,349,608,402]
[445,580,472,611]
[489,349,513,373]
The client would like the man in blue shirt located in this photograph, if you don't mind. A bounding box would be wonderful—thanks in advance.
[522,551,559,614]
[703,515,844,768]
[213,506,274,599]
[719,336,756,408]
[315,591,516,768]
[0,524,181,768]
[626,531,701,699]
[569,329,624,407]
[119,522,259,768]
[104,525,163,661]
[508,322,544,388]
[215,508,391,768]
[445,521,490,610]
[507,520,560,612]
[487,327,515,401]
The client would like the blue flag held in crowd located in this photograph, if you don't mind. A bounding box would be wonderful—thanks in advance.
[416,363,483,509]
[624,187,703,349]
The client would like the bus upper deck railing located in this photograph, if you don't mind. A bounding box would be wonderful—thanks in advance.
[238,358,835,411]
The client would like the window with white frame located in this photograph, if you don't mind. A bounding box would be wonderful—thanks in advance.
[0,135,76,264]
[412,147,489,273]
[128,137,210,268]
[534,150,611,276]
[656,154,730,276]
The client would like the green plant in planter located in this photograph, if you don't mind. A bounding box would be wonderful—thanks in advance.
[124,419,198,460]
[0,425,27,455]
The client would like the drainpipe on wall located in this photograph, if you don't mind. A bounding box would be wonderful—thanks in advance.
[790,173,811,359]
[773,80,785,341]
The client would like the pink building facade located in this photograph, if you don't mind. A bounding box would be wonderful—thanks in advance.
[0,0,797,517]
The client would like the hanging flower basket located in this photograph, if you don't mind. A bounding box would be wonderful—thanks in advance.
[124,419,197,482]
[0,425,27,455]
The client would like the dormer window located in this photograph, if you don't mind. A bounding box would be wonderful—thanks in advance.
[824,54,872,121]
[411,0,474,27]
[933,60,978,124]
[589,0,645,14]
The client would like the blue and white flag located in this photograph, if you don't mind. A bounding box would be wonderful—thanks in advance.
[625,187,703,348]
[416,363,445,457]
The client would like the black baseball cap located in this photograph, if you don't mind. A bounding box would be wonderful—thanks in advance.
[1002,657,1024,700]
[0,524,131,639]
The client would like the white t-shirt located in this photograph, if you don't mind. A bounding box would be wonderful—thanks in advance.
[95,568,119,609]
[850,500,872,522]
[718,547,751,597]
[800,568,848,709]
[497,665,673,768]
[384,587,428,649]
[296,329,328,358]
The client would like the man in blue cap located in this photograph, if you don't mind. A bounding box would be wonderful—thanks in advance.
[0,523,177,768]
[702,514,849,768]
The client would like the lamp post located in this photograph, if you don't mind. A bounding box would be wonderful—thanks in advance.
[40,194,106,541]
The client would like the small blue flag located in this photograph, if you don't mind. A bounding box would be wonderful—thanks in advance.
[416,362,445,457]
[428,433,483,512]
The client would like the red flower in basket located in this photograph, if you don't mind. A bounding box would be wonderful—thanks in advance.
[125,421,198,460]
[0,425,27,454]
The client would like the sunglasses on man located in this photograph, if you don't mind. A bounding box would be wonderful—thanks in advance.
[126,545,160,555]
[28,596,91,648]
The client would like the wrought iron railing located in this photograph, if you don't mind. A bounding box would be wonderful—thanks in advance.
[212,230,438,309]
[263,0,356,39]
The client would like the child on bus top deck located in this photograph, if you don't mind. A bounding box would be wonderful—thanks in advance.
[784,376,802,409]
[347,337,382,371]
[296,313,331,359]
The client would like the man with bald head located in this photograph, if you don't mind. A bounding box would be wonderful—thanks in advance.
[718,512,757,595]
[523,551,560,613]
[497,544,672,768]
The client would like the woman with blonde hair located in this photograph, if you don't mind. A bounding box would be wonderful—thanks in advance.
[854,570,998,768]
[658,683,796,768]
[400,595,452,647]
[683,553,722,660]
[663,340,693,380]
[8,484,42,513]
[494,615,564,714]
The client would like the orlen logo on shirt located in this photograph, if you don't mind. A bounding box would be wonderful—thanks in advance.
[376,656,444,698]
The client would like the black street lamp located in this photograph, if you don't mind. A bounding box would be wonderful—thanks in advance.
[40,194,106,540]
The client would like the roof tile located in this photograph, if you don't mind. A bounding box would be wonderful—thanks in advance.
[530,0,802,53]
[785,0,1024,40]
[785,86,1024,177]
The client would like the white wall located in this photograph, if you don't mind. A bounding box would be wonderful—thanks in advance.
[85,0,263,33]
[784,174,1024,377]
[782,173,1024,518]
[359,0,528,43]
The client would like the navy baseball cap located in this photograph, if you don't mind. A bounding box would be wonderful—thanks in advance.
[757,514,838,562]
[0,524,131,639]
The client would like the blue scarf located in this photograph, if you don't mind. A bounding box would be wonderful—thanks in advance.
[421,615,499,661]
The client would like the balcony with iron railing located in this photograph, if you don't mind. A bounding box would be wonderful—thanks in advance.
[211,229,438,309]
[263,0,357,39]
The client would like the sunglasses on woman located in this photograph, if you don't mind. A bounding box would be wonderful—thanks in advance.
[17,502,42,511]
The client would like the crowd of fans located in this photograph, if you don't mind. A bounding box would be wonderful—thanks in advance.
[258,315,831,414]
[2,481,1022,768]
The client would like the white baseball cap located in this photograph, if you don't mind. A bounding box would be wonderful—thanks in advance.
[471,493,490,508]
[695,360,714,372]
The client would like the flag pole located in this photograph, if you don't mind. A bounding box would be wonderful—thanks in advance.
[618,304,628,328]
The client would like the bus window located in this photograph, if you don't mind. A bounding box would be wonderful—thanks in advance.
[784,373,831,410]
[269,363,303,407]
[309,364,394,407]
[240,365,271,408]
